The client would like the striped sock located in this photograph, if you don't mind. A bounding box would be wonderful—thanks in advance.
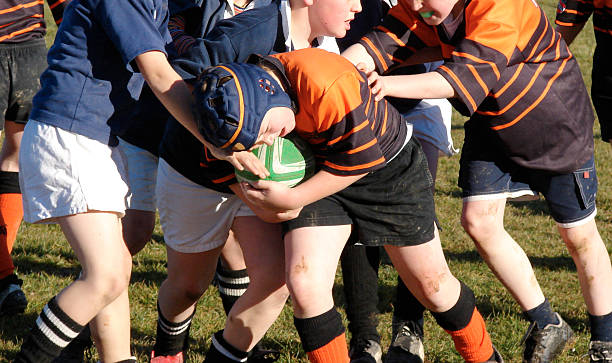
[152,301,194,356]
[203,330,249,362]
[15,297,84,363]
[216,266,249,315]
[294,308,350,363]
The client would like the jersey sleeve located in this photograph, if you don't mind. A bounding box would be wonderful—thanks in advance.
[47,0,71,25]
[312,72,387,176]
[555,0,593,27]
[95,0,168,70]
[435,0,521,115]
[171,3,280,79]
[359,0,442,74]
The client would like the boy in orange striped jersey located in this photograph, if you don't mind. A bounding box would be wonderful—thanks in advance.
[343,0,612,361]
[195,49,503,363]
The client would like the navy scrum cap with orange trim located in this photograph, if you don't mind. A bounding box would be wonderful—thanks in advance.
[193,60,295,151]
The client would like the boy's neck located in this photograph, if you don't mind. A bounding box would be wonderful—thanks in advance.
[289,2,315,49]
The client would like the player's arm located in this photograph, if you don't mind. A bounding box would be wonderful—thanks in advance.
[342,43,377,74]
[135,50,269,178]
[230,183,302,223]
[555,23,586,46]
[241,170,367,212]
[367,71,456,101]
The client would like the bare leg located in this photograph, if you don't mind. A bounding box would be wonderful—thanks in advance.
[559,220,612,316]
[222,216,288,351]
[122,209,155,255]
[461,198,546,311]
[57,212,133,361]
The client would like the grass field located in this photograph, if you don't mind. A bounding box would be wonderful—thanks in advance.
[0,1,609,361]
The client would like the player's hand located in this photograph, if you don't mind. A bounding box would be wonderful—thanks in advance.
[356,62,374,75]
[367,71,388,101]
[240,180,298,211]
[209,147,269,179]
[250,205,303,223]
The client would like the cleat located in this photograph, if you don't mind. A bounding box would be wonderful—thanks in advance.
[53,325,93,363]
[384,320,424,363]
[248,345,281,362]
[589,341,612,362]
[150,351,184,363]
[522,313,573,362]
[349,339,382,363]
[0,274,27,316]
[484,346,505,363]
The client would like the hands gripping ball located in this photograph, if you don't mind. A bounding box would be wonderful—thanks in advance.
[235,133,315,187]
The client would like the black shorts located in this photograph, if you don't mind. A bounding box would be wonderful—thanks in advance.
[283,137,437,247]
[0,39,47,127]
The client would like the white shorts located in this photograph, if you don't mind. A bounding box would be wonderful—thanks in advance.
[19,121,129,223]
[117,138,158,212]
[156,158,254,253]
[406,98,459,157]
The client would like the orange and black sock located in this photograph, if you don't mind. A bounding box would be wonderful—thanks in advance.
[431,281,494,363]
[294,307,350,363]
[0,171,23,280]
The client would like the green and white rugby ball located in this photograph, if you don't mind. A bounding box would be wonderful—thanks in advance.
[235,133,315,187]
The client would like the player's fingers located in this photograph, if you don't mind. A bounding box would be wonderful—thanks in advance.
[235,152,269,178]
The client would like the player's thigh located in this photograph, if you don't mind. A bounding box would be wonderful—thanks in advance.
[284,225,351,291]
[231,216,283,280]
[165,243,223,289]
[58,212,130,278]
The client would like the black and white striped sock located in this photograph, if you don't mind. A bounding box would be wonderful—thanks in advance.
[152,301,194,356]
[216,266,249,315]
[15,297,84,363]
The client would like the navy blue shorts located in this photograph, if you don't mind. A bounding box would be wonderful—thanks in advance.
[459,153,598,227]
[0,39,47,127]
[283,137,437,247]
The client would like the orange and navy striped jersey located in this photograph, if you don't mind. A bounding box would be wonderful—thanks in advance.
[0,0,69,43]
[272,48,408,176]
[361,0,595,173]
[556,0,612,37]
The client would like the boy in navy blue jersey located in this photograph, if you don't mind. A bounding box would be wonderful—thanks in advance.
[0,0,70,318]
[193,49,503,363]
[12,0,256,361]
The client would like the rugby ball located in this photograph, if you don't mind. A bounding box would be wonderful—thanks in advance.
[235,133,315,187]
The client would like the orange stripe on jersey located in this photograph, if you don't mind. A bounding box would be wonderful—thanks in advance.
[381,102,388,136]
[370,101,378,130]
[452,51,501,80]
[54,16,62,25]
[466,64,489,96]
[213,173,236,184]
[49,0,68,9]
[0,0,42,15]
[594,26,612,35]
[217,66,245,149]
[438,65,477,111]
[323,156,385,171]
[328,120,370,146]
[492,63,525,98]
[478,63,545,116]
[346,138,377,155]
[0,23,40,42]
[362,37,389,72]
[492,58,570,131]
[533,28,557,63]
[378,25,407,47]
[555,19,578,26]
[525,19,549,60]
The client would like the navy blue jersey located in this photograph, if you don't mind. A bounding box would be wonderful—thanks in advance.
[30,0,170,145]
